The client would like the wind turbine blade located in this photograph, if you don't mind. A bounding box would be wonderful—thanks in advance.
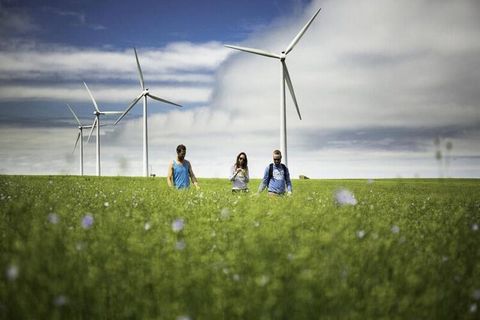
[67,104,82,126]
[87,118,98,143]
[148,93,183,108]
[73,132,81,153]
[102,111,125,115]
[285,8,321,55]
[83,82,101,113]
[134,48,145,90]
[224,45,280,59]
[283,61,302,120]
[114,92,144,125]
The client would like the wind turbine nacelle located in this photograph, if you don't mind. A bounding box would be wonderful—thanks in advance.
[280,52,287,61]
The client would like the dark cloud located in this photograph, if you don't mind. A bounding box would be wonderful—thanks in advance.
[295,124,480,152]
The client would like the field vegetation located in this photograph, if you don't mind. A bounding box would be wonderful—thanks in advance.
[1,175,479,319]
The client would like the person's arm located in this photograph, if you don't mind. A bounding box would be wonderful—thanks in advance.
[245,168,250,183]
[285,166,292,194]
[257,166,269,193]
[167,161,174,188]
[187,161,199,189]
[229,165,239,181]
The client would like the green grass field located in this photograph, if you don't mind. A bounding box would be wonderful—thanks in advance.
[1,175,479,319]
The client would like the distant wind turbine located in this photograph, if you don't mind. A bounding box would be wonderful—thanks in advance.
[83,82,123,176]
[67,104,93,176]
[114,48,183,177]
[225,8,321,167]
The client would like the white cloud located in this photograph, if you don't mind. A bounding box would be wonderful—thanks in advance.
[0,42,231,82]
[0,41,231,109]
[0,84,211,104]
[1,0,480,178]
[212,0,480,130]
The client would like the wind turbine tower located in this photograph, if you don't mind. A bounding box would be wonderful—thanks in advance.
[84,82,123,176]
[115,48,183,177]
[225,8,321,167]
[67,104,93,176]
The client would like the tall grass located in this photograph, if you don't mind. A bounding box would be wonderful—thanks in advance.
[1,176,479,319]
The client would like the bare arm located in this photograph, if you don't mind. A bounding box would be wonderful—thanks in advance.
[187,161,199,189]
[167,161,174,188]
[229,165,240,181]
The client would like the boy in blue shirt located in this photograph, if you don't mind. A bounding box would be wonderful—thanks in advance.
[167,144,200,190]
[257,150,292,196]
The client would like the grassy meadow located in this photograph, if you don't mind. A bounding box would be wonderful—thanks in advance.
[1,175,479,319]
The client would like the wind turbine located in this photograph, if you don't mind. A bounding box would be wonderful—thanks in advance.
[67,104,93,176]
[83,81,123,176]
[225,8,321,167]
[114,48,182,177]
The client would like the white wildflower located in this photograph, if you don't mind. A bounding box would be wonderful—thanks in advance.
[220,208,230,220]
[48,213,59,224]
[81,215,94,229]
[6,264,19,281]
[172,218,184,232]
[356,230,366,239]
[334,189,357,206]
[54,295,68,307]
[470,303,477,313]
[473,289,480,300]
[256,275,269,287]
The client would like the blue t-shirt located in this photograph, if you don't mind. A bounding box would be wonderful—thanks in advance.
[172,160,190,189]
[258,163,292,194]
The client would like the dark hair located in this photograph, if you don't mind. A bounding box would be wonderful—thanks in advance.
[273,149,282,157]
[235,152,248,170]
[176,144,186,154]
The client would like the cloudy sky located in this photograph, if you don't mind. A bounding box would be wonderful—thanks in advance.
[1,0,479,179]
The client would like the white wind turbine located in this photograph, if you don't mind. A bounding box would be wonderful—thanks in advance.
[83,82,123,176]
[225,8,321,167]
[67,104,93,176]
[115,48,183,177]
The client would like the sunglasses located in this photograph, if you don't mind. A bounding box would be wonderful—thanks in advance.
[273,157,281,161]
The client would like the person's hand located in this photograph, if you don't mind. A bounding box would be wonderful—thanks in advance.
[287,191,292,197]
[195,183,200,190]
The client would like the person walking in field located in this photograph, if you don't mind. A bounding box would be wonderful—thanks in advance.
[167,144,199,190]
[257,150,292,196]
[229,152,249,192]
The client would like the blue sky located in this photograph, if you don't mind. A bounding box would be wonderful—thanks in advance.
[2,0,308,46]
[1,0,479,178]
